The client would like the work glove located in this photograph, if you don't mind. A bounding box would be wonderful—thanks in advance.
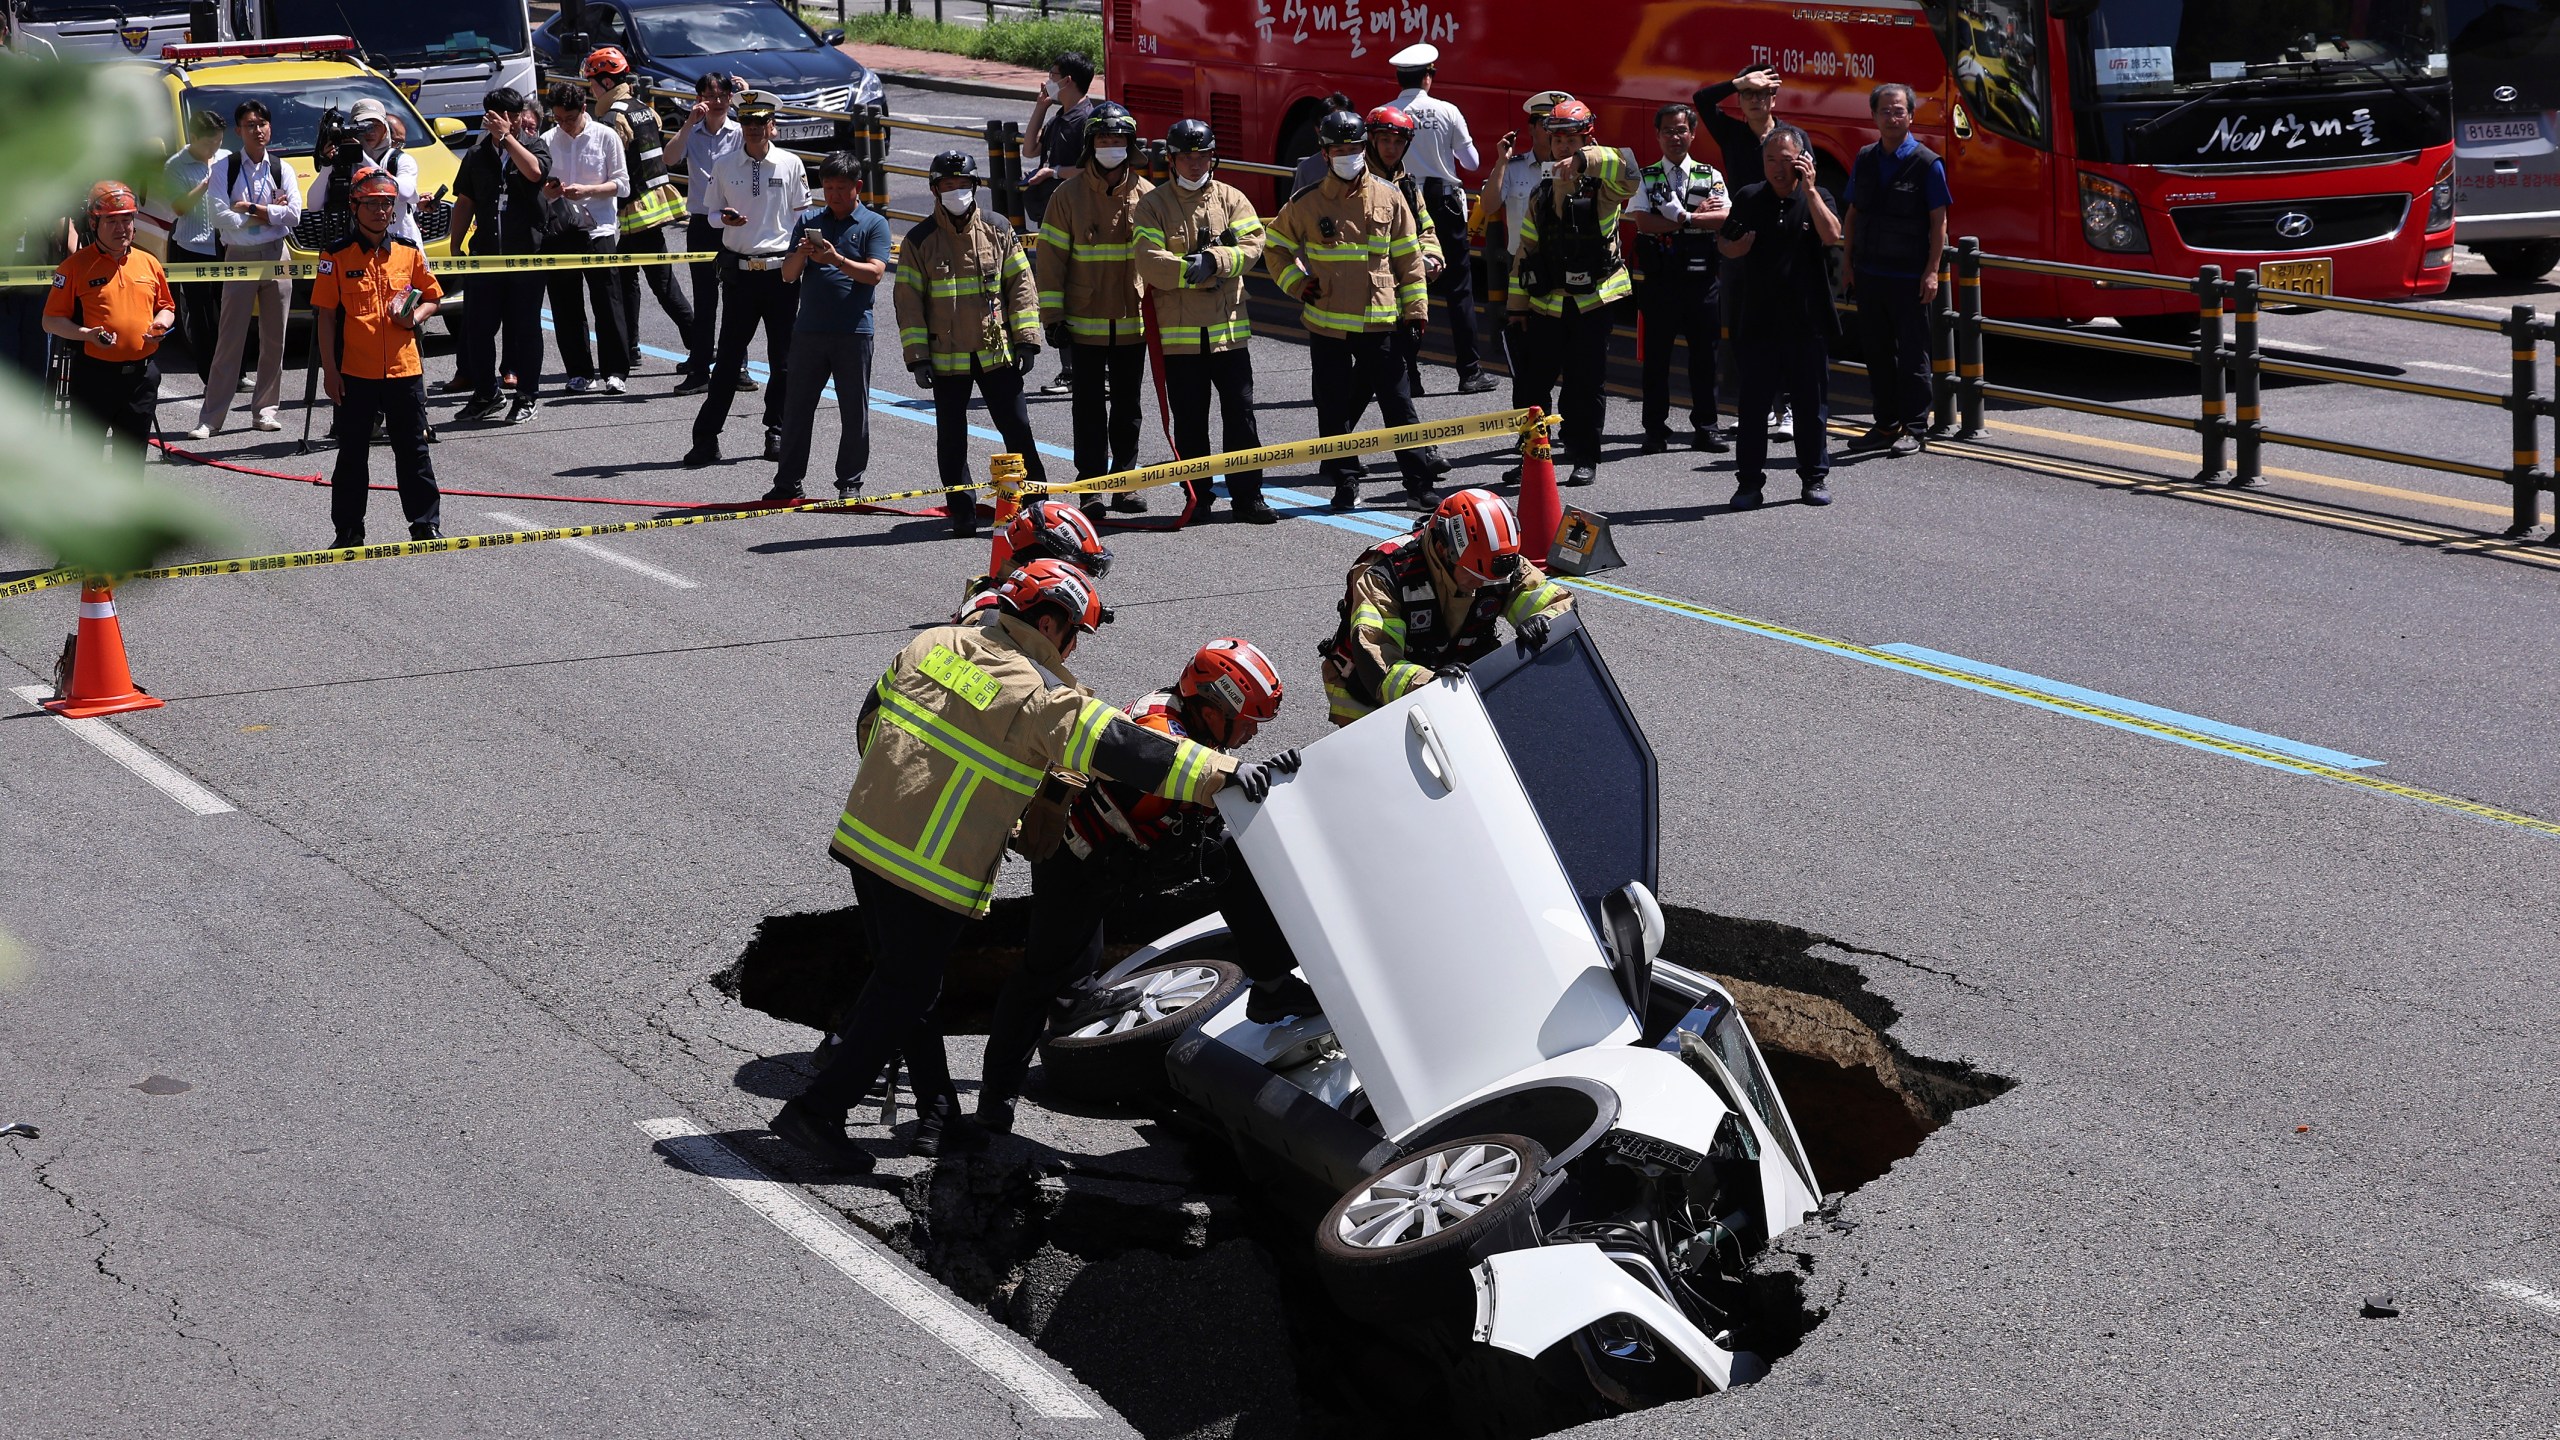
[1013,343,1041,372]
[1515,612,1551,655]
[910,362,935,390]
[1181,251,1219,287]
[1402,317,1427,343]
[1434,661,1470,682]
[1229,748,1303,803]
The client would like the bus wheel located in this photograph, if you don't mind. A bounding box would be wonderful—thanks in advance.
[2478,241,2560,284]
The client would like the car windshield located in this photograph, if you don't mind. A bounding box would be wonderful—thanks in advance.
[263,0,528,62]
[182,75,424,155]
[1680,1000,1816,1193]
[2445,0,2560,109]
[634,1,815,58]
[2075,0,2450,95]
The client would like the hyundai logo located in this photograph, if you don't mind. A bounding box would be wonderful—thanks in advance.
[2494,85,2520,103]
[2275,211,2315,239]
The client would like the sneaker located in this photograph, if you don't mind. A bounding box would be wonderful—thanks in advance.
[1694,426,1732,454]
[771,1099,876,1176]
[182,423,214,441]
[1108,491,1147,514]
[1769,404,1794,444]
[1887,430,1923,458]
[1565,463,1597,487]
[1730,480,1765,510]
[1801,477,1833,506]
[1039,376,1074,396]
[835,477,864,499]
[671,373,712,397]
[455,394,506,423]
[1245,974,1323,1024]
[601,375,627,395]
[565,375,596,394]
[1640,431,1671,456]
[1455,372,1501,395]
[762,429,783,462]
[682,441,721,466]
[409,523,442,541]
[730,375,760,394]
[252,408,283,432]
[503,399,538,425]
[1845,421,1903,454]
[761,481,806,503]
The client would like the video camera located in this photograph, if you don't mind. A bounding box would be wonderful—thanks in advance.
[308,106,366,249]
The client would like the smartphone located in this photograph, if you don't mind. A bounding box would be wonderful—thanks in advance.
[1717,215,1747,242]
[721,207,744,225]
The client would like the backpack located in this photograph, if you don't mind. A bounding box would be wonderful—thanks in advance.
[216,151,290,257]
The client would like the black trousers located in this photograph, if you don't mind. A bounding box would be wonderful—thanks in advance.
[67,354,159,472]
[691,261,795,446]
[1309,329,1440,489]
[1422,179,1481,380]
[930,356,1048,506]
[1163,347,1261,514]
[1070,340,1144,481]
[1854,270,1932,431]
[1735,329,1832,484]
[547,232,630,381]
[460,270,544,400]
[167,242,220,376]
[1517,299,1615,465]
[616,223,697,374]
[774,327,872,489]
[798,865,973,1121]
[331,375,439,534]
[1639,271,1721,436]
[683,215,722,380]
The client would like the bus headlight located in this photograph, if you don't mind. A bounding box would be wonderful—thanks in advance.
[2080,173,2149,254]
[2427,158,2455,232]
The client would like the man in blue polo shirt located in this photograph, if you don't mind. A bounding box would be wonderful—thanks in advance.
[1843,82,1952,457]
[768,150,892,502]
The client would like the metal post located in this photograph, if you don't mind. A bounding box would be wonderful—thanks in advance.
[2193,264,2226,483]
[2511,304,2544,539]
[984,118,1008,223]
[1954,237,1984,439]
[2229,269,2262,488]
[864,104,890,211]
[1927,245,1956,438]
[999,119,1026,230]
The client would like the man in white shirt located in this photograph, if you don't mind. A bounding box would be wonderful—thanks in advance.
[683,92,807,466]
[540,80,631,392]
[663,70,743,394]
[306,98,421,247]
[1386,43,1494,393]
[187,98,302,437]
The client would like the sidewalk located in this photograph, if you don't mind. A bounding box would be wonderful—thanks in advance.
[840,41,1044,102]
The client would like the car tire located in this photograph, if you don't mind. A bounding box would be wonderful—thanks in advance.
[1314,1133,1550,1317]
[2478,240,2560,284]
[1036,955,1245,1102]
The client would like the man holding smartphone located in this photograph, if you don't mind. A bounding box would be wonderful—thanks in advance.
[768,151,890,503]
[685,93,808,468]
[1716,123,1843,509]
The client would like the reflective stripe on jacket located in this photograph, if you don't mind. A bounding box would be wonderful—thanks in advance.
[1263,170,1428,339]
[1036,162,1151,345]
[1320,532,1573,726]
[1131,179,1265,354]
[894,207,1042,375]
[831,614,1238,914]
[1511,145,1639,316]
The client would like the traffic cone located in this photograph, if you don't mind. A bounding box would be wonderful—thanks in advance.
[986,452,1028,579]
[1515,409,1562,565]
[43,583,164,719]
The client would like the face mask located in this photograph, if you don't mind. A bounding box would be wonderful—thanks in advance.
[1330,152,1366,180]
[1094,146,1129,169]
[1175,170,1210,191]
[940,188,974,215]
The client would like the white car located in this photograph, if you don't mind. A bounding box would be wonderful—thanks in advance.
[1036,612,1823,1410]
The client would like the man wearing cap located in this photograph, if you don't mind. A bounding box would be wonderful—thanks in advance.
[896,151,1046,537]
[1507,99,1639,487]
[587,46,696,380]
[1387,43,1495,396]
[44,182,175,473]
[684,91,807,467]
[1132,118,1270,523]
[1035,101,1151,521]
[306,97,422,247]
[188,98,300,439]
[313,168,445,546]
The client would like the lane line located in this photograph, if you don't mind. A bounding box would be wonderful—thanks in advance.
[635,1118,1101,1420]
[482,511,700,589]
[9,684,235,816]
[2482,1279,2560,1320]
[2406,359,2505,378]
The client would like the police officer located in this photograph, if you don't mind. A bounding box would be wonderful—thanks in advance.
[313,168,446,546]
[684,92,806,467]
[1036,101,1152,521]
[1626,102,1733,454]
[1843,82,1952,458]
[1386,42,1496,396]
[42,182,174,474]
[586,46,696,379]
[772,559,1300,1173]
[1266,107,1441,512]
[1717,123,1843,508]
[1506,100,1637,487]
[1132,118,1272,523]
[1321,488,1573,726]
[896,151,1046,538]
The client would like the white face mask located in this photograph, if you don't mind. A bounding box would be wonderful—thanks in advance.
[1094,145,1130,169]
[939,188,974,215]
[1175,170,1210,191]
[1330,152,1367,180]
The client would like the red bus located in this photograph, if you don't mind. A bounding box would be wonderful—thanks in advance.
[1103,0,2458,328]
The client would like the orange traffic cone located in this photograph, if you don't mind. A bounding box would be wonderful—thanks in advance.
[43,582,164,719]
[1514,409,1562,565]
[986,452,1028,579]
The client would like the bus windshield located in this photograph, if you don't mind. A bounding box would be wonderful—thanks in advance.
[263,0,528,64]
[2445,0,2560,109]
[2075,0,2450,96]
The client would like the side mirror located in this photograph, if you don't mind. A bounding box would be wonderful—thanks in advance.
[430,116,465,140]
[1599,880,1664,1019]
[822,27,847,45]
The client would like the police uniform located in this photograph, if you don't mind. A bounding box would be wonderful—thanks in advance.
[1630,151,1729,445]
[45,240,173,470]
[687,97,808,463]
[1508,144,1638,479]
[1388,43,1489,388]
[1847,134,1952,438]
[1131,169,1268,519]
[312,232,445,543]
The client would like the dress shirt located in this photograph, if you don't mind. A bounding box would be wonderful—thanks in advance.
[1389,87,1479,182]
[678,117,741,216]
[700,144,808,256]
[541,119,629,239]
[209,147,302,252]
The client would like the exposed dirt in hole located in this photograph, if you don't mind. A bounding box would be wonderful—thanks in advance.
[719,896,2012,1438]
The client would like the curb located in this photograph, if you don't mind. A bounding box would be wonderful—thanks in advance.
[874,68,1034,103]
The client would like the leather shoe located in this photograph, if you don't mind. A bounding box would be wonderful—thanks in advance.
[1730,481,1765,510]
[330,530,363,549]
[950,510,980,538]
[1233,499,1279,524]
[772,1099,876,1175]
[1079,499,1109,528]
[408,523,441,541]
[1328,481,1358,512]
[1694,426,1732,453]
[1802,478,1834,506]
[762,429,783,462]
[975,1098,1017,1135]
[730,375,759,393]
[913,1108,991,1157]
[1402,486,1440,512]
[1844,422,1903,453]
[671,373,712,396]
[683,441,720,466]
[761,481,806,503]
[1109,491,1147,514]
[1455,372,1500,395]
[1639,431,1670,456]
[1565,463,1597,486]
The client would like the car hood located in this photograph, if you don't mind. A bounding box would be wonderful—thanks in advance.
[650,48,861,91]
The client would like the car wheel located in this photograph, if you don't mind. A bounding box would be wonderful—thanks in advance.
[1315,1133,1550,1316]
[1035,955,1244,1102]
[2478,239,2560,284]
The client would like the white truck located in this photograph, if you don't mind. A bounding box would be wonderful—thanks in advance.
[2,1,191,59]
[218,0,536,145]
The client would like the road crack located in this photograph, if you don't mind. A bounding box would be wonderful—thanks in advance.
[14,1138,245,1382]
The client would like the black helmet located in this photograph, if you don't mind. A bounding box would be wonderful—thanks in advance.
[1166,118,1217,154]
[929,149,978,182]
[1316,107,1367,148]
[1084,101,1138,144]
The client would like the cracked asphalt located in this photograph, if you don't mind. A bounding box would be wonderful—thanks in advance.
[6,77,2560,1438]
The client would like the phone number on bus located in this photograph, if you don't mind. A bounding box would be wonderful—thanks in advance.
[1746,45,1876,80]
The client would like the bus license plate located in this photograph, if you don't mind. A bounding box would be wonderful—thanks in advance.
[2259,258,2332,297]
[777,119,833,141]
[2463,119,2543,144]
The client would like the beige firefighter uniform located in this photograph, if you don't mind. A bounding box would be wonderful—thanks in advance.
[1263,171,1430,339]
[894,205,1041,376]
[1035,161,1151,345]
[1320,528,1575,725]
[1130,179,1265,353]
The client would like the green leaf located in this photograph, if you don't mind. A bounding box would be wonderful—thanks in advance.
[0,368,235,576]
[0,55,167,240]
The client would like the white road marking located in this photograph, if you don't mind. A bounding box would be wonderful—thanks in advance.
[2407,359,2505,378]
[2419,299,2521,318]
[10,685,235,816]
[636,1118,1102,1419]
[2482,1279,2560,1319]
[482,512,699,589]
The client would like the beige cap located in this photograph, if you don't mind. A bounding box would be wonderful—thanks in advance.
[348,96,389,128]
[1523,89,1574,116]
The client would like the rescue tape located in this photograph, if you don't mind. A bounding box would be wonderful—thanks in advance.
[0,408,1536,598]
[0,251,731,288]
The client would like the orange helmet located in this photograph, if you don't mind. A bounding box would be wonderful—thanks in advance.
[1177,639,1285,748]
[85,181,138,217]
[1002,498,1112,578]
[1427,488,1524,588]
[1365,105,1415,137]
[349,167,401,202]
[995,558,1107,634]
[581,45,631,79]
[1542,99,1595,132]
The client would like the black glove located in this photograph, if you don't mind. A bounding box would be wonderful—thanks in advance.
[910,362,935,390]
[1182,251,1218,287]
[1516,612,1551,654]
[1402,317,1427,343]
[1434,662,1469,682]
[1230,747,1302,803]
[1014,342,1041,369]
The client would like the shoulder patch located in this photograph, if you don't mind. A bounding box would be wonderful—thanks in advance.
[317,258,333,274]
[51,272,66,288]
[920,644,1002,710]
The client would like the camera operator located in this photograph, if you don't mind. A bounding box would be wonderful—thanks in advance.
[306,98,420,247]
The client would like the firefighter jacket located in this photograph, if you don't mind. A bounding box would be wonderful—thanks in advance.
[601,86,683,232]
[1264,170,1429,339]
[832,612,1239,915]
[1510,145,1639,317]
[1131,178,1265,354]
[1321,529,1574,726]
[895,206,1042,376]
[1036,161,1151,345]
[1064,689,1219,859]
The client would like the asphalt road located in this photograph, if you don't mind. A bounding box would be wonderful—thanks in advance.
[6,78,2560,1436]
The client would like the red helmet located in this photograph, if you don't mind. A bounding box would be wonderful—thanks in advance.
[581,45,631,79]
[349,166,401,202]
[1427,488,1524,588]
[1365,105,1415,137]
[1002,498,1112,578]
[85,181,138,218]
[1542,99,1595,132]
[1177,638,1285,748]
[995,558,1106,634]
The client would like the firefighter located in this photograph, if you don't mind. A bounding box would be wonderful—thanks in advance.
[1265,107,1442,513]
[896,150,1047,538]
[774,559,1301,1173]
[1507,99,1638,488]
[976,637,1292,1133]
[1364,104,1444,400]
[951,498,1113,621]
[1036,101,1153,522]
[42,181,174,474]
[1321,488,1574,727]
[1132,118,1272,524]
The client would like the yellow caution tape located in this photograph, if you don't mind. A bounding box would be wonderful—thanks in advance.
[1032,409,1534,497]
[0,250,731,288]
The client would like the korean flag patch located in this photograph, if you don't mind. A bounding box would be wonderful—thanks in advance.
[317,259,334,274]
[50,272,65,288]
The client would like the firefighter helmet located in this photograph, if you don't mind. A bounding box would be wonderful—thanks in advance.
[995,558,1106,634]
[1426,488,1524,588]
[1542,99,1596,132]
[1084,101,1138,145]
[581,45,631,78]
[349,167,401,202]
[1166,118,1218,154]
[1365,105,1415,137]
[1003,498,1113,579]
[929,149,979,182]
[1177,638,1286,748]
[85,181,139,218]
[1315,107,1368,149]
